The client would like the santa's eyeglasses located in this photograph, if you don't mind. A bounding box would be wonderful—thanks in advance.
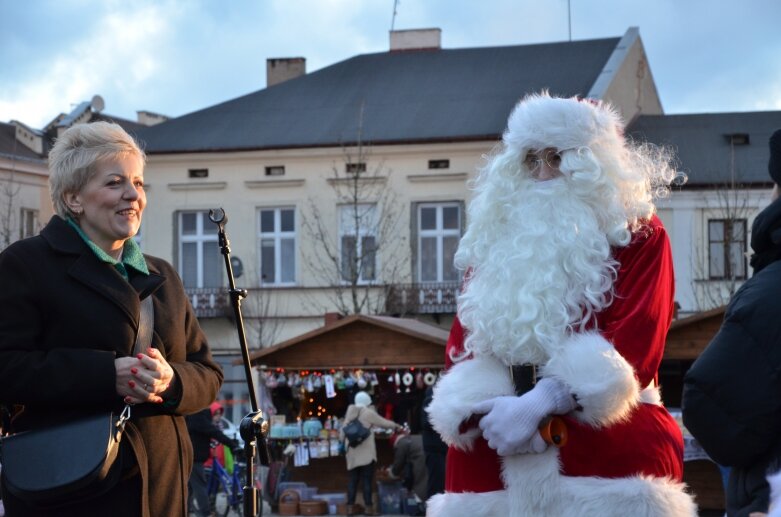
[522,148,575,172]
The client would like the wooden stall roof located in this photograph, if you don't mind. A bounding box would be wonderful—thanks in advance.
[664,306,726,360]
[241,314,449,370]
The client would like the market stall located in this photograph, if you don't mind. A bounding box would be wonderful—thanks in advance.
[662,306,728,513]
[243,314,448,511]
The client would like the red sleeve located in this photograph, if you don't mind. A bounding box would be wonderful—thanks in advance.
[596,216,675,388]
[444,315,465,370]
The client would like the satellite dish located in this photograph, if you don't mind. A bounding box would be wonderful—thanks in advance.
[90,95,105,113]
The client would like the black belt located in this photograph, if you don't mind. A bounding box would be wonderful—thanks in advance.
[509,364,539,396]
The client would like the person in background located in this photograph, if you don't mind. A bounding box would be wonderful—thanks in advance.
[186,405,240,517]
[421,386,447,499]
[683,129,781,517]
[386,426,428,515]
[341,391,403,516]
[0,121,223,517]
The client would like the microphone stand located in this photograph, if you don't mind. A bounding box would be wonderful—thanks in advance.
[209,208,270,517]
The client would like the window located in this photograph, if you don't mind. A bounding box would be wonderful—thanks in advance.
[19,208,38,239]
[708,219,747,280]
[339,204,377,283]
[188,168,209,178]
[178,211,222,288]
[345,162,367,174]
[428,159,450,169]
[265,166,285,176]
[418,203,461,282]
[259,208,296,285]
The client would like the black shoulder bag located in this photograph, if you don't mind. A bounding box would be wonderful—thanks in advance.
[0,295,154,508]
[343,407,371,448]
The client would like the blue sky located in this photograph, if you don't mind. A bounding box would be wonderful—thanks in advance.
[1,0,780,128]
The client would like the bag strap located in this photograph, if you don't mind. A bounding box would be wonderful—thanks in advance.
[133,296,155,355]
[119,296,155,428]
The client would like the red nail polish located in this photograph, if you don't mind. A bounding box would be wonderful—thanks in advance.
[131,367,138,375]
[129,380,136,388]
[124,396,132,403]
[136,354,143,360]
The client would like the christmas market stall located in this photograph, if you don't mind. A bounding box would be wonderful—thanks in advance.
[661,306,728,513]
[243,314,448,513]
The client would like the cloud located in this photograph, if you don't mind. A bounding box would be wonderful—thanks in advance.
[0,2,179,127]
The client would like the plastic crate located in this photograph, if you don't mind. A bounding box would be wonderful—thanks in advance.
[276,481,307,500]
[377,480,405,514]
[312,492,347,515]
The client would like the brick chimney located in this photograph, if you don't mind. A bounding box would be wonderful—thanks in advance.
[324,312,343,326]
[136,110,169,126]
[266,57,306,87]
[390,28,441,52]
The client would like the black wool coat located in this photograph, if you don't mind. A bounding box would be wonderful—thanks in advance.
[683,198,781,517]
[0,216,223,517]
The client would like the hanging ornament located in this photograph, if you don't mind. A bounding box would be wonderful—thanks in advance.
[370,373,380,387]
[324,375,336,398]
[266,372,279,389]
[423,372,437,386]
[313,374,323,389]
[402,372,414,387]
[357,375,367,389]
[277,373,288,386]
[305,376,315,393]
[415,372,424,389]
[344,374,355,388]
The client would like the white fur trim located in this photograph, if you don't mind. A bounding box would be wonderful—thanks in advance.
[426,490,508,517]
[427,450,696,517]
[504,93,624,154]
[542,332,640,427]
[426,355,513,450]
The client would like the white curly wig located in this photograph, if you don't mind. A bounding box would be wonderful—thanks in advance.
[452,92,679,365]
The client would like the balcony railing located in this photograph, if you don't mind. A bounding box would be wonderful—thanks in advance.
[185,287,229,318]
[385,282,460,314]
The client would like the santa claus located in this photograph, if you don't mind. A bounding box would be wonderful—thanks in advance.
[426,93,697,516]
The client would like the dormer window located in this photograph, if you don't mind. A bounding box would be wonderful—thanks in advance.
[265,165,285,176]
[726,133,750,145]
[428,159,450,169]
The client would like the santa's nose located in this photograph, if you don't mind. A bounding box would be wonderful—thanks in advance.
[532,163,563,181]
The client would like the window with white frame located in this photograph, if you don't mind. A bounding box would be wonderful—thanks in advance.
[19,208,38,239]
[418,203,461,282]
[708,218,747,280]
[339,204,377,283]
[258,207,296,285]
[178,211,221,288]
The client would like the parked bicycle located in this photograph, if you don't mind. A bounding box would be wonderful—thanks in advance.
[206,449,263,517]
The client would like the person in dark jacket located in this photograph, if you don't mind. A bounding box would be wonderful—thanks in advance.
[683,128,781,517]
[0,122,223,517]
[421,386,447,499]
[186,407,239,517]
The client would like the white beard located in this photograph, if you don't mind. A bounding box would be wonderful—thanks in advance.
[454,177,619,366]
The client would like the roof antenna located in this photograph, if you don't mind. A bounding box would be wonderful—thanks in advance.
[568,0,572,41]
[390,0,399,31]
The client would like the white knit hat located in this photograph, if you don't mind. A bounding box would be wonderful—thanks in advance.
[503,92,624,153]
[354,391,371,407]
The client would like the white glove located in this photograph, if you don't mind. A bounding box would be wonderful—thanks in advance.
[472,377,576,456]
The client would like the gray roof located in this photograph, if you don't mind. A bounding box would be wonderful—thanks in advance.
[628,112,781,187]
[138,37,621,153]
[0,122,44,162]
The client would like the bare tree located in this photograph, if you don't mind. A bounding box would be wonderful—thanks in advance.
[691,140,762,310]
[301,108,407,315]
[0,172,23,251]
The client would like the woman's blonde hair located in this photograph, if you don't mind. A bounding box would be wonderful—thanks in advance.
[48,122,146,218]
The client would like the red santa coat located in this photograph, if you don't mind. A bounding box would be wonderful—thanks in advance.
[440,215,684,495]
